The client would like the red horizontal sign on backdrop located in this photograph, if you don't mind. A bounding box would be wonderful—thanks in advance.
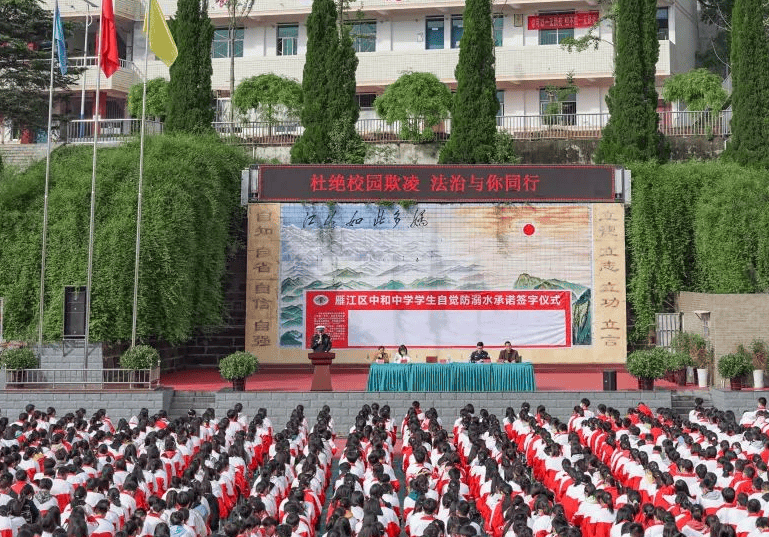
[258,165,616,202]
[305,290,572,349]
[528,11,599,30]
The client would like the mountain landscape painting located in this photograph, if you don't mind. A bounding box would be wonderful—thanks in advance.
[279,203,594,347]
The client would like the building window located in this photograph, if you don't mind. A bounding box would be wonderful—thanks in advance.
[277,24,298,56]
[451,15,463,48]
[496,90,504,116]
[426,17,445,49]
[539,88,576,125]
[493,15,503,46]
[348,20,376,52]
[537,12,574,45]
[356,93,377,109]
[212,27,244,58]
[657,7,669,40]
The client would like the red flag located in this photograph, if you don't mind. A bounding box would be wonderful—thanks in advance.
[99,0,119,78]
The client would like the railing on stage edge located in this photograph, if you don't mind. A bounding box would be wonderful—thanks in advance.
[1,367,160,390]
[59,110,730,146]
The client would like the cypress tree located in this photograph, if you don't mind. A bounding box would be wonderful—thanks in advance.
[724,0,769,166]
[291,0,338,163]
[166,0,215,133]
[595,0,666,164]
[327,27,366,163]
[439,0,499,164]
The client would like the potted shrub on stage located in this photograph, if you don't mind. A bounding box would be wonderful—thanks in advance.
[717,351,752,391]
[626,348,667,390]
[219,351,259,391]
[749,339,768,389]
[666,351,694,386]
[120,345,160,387]
[671,332,712,387]
[0,346,39,388]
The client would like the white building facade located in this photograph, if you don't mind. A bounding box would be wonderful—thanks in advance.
[46,0,699,128]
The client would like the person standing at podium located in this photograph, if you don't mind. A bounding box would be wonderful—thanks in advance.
[311,325,332,352]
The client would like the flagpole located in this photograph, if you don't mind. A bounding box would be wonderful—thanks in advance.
[84,1,105,370]
[38,2,59,348]
[131,0,151,347]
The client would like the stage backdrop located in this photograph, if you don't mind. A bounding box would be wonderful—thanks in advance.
[246,202,626,364]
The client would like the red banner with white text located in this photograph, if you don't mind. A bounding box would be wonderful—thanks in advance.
[305,290,571,349]
[528,11,599,30]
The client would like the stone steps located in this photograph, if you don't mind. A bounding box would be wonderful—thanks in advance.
[167,390,217,419]
[671,389,712,419]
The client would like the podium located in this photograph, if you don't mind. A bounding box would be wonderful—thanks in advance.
[308,352,335,391]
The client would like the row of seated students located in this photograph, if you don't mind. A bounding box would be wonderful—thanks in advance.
[0,401,341,537]
[9,396,769,537]
[314,396,769,537]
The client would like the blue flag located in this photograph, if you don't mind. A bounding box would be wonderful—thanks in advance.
[53,0,68,75]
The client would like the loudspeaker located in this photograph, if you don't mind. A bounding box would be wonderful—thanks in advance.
[603,370,617,391]
[63,285,87,338]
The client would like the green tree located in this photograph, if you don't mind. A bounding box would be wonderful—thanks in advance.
[327,26,366,163]
[166,0,215,133]
[662,68,728,111]
[374,72,452,142]
[723,0,769,166]
[215,0,256,127]
[232,74,302,133]
[291,0,338,163]
[595,0,667,164]
[127,78,170,121]
[439,0,499,163]
[0,0,80,134]
[291,0,364,163]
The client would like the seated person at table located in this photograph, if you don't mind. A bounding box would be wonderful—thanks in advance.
[469,342,490,363]
[394,345,412,364]
[371,346,390,364]
[497,341,521,363]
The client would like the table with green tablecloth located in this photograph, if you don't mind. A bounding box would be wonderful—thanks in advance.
[365,362,536,392]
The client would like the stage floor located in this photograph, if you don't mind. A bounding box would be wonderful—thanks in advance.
[159,365,687,392]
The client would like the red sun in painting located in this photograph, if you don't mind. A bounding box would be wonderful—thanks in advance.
[523,223,536,236]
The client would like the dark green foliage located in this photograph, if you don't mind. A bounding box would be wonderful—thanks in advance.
[723,0,769,166]
[374,72,452,142]
[165,0,215,133]
[291,0,336,163]
[119,344,160,369]
[439,0,498,163]
[328,27,366,163]
[0,0,81,132]
[232,74,303,124]
[0,347,38,370]
[0,135,248,343]
[628,161,769,343]
[595,0,667,164]
[127,78,170,121]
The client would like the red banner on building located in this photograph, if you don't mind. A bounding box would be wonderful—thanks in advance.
[528,11,599,31]
[305,290,572,349]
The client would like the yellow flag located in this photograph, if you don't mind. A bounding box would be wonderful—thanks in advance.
[143,0,178,67]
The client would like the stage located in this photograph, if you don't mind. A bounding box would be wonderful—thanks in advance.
[160,363,682,392]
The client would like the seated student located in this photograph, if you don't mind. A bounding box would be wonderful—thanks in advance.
[469,342,489,363]
[497,342,521,363]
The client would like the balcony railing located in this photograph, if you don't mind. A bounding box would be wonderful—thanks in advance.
[58,110,730,146]
[2,367,160,390]
[65,118,163,144]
